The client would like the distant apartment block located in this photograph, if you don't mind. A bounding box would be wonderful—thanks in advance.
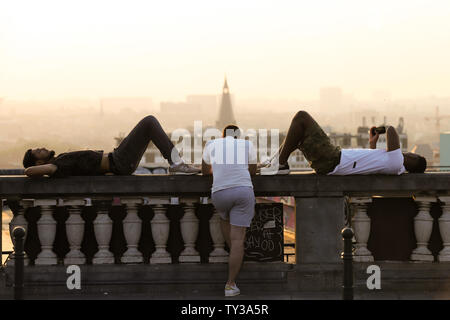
[440,133,450,167]
[100,97,154,113]
[160,102,203,114]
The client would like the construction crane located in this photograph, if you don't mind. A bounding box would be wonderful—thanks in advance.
[425,106,450,134]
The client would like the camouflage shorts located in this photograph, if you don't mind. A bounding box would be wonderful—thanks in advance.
[298,121,341,174]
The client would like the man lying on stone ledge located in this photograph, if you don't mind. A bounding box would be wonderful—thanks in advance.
[261,110,427,175]
[22,115,200,177]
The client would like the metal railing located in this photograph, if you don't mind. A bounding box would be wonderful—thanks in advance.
[12,226,25,300]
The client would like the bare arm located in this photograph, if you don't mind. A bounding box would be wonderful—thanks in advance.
[386,126,400,152]
[202,159,212,176]
[369,126,379,149]
[24,164,57,177]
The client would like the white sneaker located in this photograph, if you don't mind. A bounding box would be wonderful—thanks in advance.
[257,151,280,169]
[168,162,200,175]
[225,283,240,297]
[260,162,290,175]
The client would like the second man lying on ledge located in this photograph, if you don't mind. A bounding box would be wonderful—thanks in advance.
[261,110,427,175]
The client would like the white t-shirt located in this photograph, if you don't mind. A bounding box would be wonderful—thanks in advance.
[202,137,257,193]
[328,148,406,175]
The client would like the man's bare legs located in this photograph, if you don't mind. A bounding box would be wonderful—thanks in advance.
[220,219,231,248]
[220,219,246,286]
[278,111,316,165]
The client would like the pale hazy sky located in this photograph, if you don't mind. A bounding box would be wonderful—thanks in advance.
[1,0,449,102]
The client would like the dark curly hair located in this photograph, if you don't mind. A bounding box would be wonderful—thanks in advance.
[408,155,427,173]
[222,124,241,139]
[23,149,36,168]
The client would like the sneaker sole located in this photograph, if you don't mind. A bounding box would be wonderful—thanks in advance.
[225,291,241,297]
[260,169,290,175]
[169,171,200,175]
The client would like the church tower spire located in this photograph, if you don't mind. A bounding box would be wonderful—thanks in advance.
[216,76,236,129]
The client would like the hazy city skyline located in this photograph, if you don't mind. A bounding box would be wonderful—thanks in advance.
[1,1,449,169]
[1,1,450,103]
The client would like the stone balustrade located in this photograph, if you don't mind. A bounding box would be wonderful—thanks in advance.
[3,196,234,266]
[348,195,450,263]
[1,173,450,267]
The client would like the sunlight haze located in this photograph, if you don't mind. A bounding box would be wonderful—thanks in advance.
[1,0,450,102]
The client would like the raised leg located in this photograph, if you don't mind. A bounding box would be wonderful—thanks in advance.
[279,111,315,165]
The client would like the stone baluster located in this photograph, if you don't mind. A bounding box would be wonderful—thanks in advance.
[410,196,435,262]
[209,207,229,263]
[148,198,171,264]
[179,199,200,263]
[35,199,58,265]
[438,196,450,262]
[92,199,114,264]
[121,198,144,264]
[8,199,33,266]
[63,199,86,265]
[350,197,374,262]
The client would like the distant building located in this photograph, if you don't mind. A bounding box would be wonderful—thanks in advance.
[160,102,202,114]
[186,95,218,114]
[216,77,237,129]
[100,97,153,113]
[440,133,450,167]
[160,95,217,115]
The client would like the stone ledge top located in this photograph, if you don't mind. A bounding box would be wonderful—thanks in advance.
[1,172,449,198]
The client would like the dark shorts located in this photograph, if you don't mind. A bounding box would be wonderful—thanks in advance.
[299,120,341,174]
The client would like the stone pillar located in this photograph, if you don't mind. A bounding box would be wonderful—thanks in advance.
[63,199,86,265]
[295,197,345,263]
[92,199,114,264]
[438,196,450,262]
[8,199,33,266]
[179,199,200,263]
[35,199,58,265]
[149,198,171,264]
[121,198,144,264]
[350,197,374,262]
[410,196,435,262]
[209,207,228,263]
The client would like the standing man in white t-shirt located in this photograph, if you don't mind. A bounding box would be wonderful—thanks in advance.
[263,110,427,175]
[202,125,257,297]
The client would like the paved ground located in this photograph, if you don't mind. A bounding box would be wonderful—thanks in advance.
[1,288,446,300]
